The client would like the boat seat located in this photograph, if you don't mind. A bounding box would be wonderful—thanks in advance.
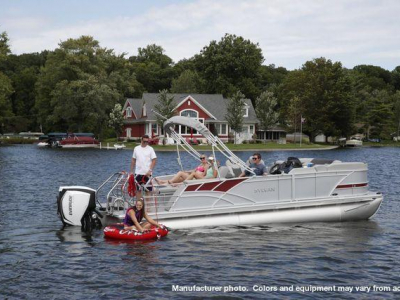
[218,166,235,178]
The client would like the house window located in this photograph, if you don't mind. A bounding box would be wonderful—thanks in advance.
[249,125,254,134]
[180,110,200,134]
[126,107,132,118]
[151,123,158,136]
[243,105,249,117]
[181,109,198,118]
[215,123,228,135]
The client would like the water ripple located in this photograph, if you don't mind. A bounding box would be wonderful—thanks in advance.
[0,145,399,299]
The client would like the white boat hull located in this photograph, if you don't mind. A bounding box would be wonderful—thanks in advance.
[60,144,99,148]
[99,193,383,229]
[346,140,363,147]
[154,197,382,229]
[37,142,49,147]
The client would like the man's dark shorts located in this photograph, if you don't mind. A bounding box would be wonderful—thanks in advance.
[135,174,153,191]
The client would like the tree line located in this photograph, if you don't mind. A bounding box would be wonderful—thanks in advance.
[1,31,399,141]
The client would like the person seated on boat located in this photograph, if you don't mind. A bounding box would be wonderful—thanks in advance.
[185,156,218,181]
[123,199,160,232]
[155,154,209,185]
[205,156,218,179]
[239,153,268,177]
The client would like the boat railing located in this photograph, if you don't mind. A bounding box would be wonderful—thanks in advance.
[94,172,132,213]
[142,189,178,215]
[97,172,179,216]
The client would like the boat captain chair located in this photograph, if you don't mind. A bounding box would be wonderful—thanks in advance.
[225,158,244,177]
[218,166,235,178]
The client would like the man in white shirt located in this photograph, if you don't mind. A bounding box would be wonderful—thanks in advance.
[130,135,157,201]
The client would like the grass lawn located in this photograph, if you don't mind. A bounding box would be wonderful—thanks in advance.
[101,138,336,151]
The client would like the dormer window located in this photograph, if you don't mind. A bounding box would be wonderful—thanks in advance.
[243,104,249,117]
[126,107,132,118]
[142,102,147,118]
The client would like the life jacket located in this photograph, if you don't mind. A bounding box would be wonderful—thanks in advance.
[123,207,143,226]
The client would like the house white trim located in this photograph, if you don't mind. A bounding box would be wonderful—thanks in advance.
[175,95,217,120]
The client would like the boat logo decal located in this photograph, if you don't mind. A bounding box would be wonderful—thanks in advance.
[254,187,275,194]
[68,196,73,215]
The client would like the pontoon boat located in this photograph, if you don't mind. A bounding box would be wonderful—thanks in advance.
[57,116,383,230]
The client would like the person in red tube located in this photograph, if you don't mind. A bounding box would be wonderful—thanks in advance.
[123,199,160,232]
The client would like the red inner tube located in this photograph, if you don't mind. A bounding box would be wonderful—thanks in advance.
[104,223,168,240]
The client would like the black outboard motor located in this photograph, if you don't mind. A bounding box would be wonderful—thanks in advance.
[270,157,303,175]
[57,186,102,230]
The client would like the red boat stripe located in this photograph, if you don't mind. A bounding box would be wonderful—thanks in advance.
[213,178,248,192]
[184,184,202,192]
[336,183,368,189]
[197,181,223,191]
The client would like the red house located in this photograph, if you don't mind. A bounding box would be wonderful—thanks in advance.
[121,93,259,143]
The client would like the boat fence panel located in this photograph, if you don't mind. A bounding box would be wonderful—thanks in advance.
[143,192,177,214]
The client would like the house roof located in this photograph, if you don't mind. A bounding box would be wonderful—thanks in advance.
[125,93,258,123]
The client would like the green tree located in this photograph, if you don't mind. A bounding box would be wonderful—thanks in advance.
[255,91,279,131]
[394,91,400,139]
[225,91,245,144]
[259,64,289,90]
[35,36,137,135]
[352,65,392,91]
[171,70,204,93]
[50,77,119,137]
[393,91,400,141]
[108,103,124,138]
[0,32,14,133]
[0,72,14,133]
[0,31,11,61]
[129,44,175,93]
[364,90,394,139]
[194,34,264,100]
[153,89,177,129]
[391,66,400,91]
[279,58,354,141]
[4,52,48,132]
[286,96,303,135]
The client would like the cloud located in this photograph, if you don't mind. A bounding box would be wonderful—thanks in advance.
[3,0,400,69]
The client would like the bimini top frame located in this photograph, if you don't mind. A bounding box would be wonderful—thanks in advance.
[163,116,254,175]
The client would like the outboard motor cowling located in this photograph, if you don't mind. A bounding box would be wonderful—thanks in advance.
[57,186,97,228]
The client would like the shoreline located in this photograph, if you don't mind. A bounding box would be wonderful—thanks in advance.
[146,146,340,152]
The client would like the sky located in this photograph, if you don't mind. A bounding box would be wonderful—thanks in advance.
[1,0,399,70]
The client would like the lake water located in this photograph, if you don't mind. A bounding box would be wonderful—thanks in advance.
[0,145,399,299]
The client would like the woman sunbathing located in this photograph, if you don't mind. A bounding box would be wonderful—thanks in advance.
[185,156,218,180]
[155,154,209,185]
